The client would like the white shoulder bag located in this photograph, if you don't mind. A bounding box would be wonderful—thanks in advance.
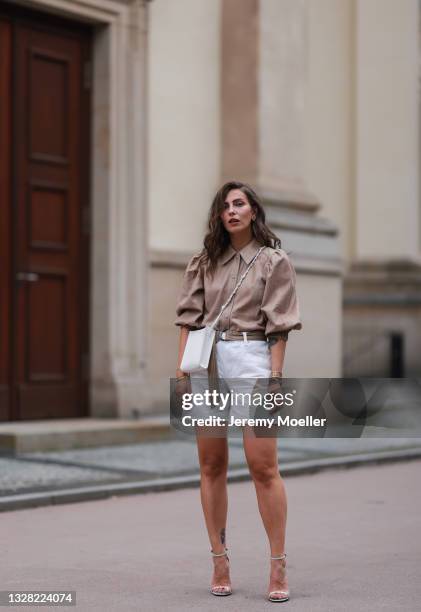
[180,246,265,372]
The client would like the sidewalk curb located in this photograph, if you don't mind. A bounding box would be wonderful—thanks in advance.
[1,447,421,513]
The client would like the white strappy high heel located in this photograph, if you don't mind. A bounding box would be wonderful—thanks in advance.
[210,549,232,596]
[268,553,290,602]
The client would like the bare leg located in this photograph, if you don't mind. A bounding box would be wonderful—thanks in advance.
[243,429,288,598]
[196,429,231,593]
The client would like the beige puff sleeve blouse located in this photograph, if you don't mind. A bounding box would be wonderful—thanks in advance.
[174,238,302,340]
[173,253,205,330]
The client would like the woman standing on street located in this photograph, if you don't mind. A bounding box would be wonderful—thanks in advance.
[174,181,301,602]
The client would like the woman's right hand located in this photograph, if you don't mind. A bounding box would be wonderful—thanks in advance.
[174,370,191,397]
[175,327,191,397]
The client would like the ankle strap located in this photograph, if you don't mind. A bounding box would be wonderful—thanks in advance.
[271,553,286,560]
[211,548,228,557]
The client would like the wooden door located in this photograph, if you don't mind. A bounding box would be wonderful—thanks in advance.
[0,5,92,420]
[0,19,13,421]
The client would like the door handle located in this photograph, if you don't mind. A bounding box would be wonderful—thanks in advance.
[16,272,40,282]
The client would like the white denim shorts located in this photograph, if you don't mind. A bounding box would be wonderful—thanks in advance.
[215,339,271,379]
[189,340,271,419]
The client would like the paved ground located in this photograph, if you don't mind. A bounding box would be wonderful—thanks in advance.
[1,435,421,511]
[1,459,420,611]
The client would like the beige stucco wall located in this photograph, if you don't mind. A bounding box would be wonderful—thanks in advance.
[355,0,420,260]
[147,264,184,412]
[282,272,342,378]
[147,0,221,253]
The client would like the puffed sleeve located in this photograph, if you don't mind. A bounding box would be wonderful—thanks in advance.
[261,249,302,340]
[174,253,205,329]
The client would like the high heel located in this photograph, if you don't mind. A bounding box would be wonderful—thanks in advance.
[210,549,232,596]
[268,553,290,602]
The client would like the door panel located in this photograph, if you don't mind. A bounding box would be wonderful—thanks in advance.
[0,5,92,421]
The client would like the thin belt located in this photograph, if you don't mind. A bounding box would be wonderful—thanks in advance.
[208,330,267,380]
[215,330,267,343]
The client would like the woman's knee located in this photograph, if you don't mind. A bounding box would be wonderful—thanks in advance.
[200,454,227,480]
[249,461,279,486]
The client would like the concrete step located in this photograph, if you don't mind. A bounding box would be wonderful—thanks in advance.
[0,417,172,453]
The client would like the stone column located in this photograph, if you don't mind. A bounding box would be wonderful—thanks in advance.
[259,0,310,202]
[222,0,318,202]
[87,1,149,417]
[221,0,259,187]
[221,0,339,256]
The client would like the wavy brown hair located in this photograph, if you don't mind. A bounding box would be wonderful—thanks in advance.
[199,181,281,272]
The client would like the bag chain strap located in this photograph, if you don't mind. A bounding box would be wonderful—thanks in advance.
[211,246,265,329]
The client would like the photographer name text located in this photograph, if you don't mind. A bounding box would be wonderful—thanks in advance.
[181,415,327,428]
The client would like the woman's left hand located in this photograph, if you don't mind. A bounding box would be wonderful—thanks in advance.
[267,377,283,415]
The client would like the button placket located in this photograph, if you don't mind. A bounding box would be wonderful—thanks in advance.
[227,254,242,330]
[223,257,236,329]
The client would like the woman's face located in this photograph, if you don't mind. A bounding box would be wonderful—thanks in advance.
[220,189,256,235]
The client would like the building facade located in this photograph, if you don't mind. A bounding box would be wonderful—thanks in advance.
[0,0,419,421]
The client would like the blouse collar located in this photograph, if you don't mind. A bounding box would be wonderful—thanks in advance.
[220,238,263,266]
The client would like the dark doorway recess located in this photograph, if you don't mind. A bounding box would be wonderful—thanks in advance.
[390,332,405,378]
